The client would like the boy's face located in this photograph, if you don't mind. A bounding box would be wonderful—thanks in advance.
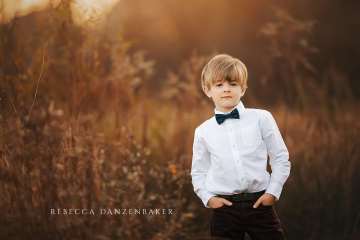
[205,80,244,112]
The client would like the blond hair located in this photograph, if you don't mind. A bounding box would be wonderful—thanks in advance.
[201,54,248,93]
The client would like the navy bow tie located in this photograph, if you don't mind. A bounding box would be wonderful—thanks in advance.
[215,108,240,124]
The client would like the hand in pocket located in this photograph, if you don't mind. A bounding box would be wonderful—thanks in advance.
[208,196,233,209]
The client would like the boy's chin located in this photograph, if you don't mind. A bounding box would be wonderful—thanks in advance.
[223,102,238,108]
[219,103,237,110]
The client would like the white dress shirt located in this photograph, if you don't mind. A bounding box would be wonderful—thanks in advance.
[191,101,291,208]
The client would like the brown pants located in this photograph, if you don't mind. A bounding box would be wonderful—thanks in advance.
[210,197,286,240]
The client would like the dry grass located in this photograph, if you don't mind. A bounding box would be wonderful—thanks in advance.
[0,2,359,240]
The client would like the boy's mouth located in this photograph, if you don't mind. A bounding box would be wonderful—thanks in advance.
[221,96,232,99]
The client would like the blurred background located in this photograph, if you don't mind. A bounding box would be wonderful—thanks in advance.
[1,0,359,239]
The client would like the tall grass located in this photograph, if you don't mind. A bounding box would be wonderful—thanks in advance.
[0,2,359,239]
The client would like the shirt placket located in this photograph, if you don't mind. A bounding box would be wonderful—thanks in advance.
[226,120,248,191]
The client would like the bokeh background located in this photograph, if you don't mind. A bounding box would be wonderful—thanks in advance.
[1,0,359,239]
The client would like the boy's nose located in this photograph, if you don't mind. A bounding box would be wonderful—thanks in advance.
[223,84,231,91]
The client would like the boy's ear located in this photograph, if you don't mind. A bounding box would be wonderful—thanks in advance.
[204,87,212,98]
[240,88,247,97]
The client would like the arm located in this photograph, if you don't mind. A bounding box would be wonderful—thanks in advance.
[260,110,291,201]
[190,127,216,208]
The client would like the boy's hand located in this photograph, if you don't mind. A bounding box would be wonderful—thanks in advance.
[253,193,276,208]
[207,196,233,209]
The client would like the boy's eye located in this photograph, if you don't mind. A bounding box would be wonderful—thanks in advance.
[230,82,238,86]
[216,83,223,87]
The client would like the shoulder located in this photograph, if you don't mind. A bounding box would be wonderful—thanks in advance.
[195,116,217,136]
[242,107,272,120]
[242,108,277,128]
[247,108,279,131]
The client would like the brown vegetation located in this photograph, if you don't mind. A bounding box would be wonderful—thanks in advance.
[0,1,359,239]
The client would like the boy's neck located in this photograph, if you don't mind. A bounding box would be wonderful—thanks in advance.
[215,105,238,113]
[215,100,243,113]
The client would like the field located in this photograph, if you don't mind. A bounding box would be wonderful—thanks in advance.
[1,1,359,239]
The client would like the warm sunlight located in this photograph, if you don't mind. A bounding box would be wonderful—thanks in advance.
[0,0,120,25]
[71,0,120,26]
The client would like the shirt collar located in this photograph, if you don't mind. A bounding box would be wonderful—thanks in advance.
[214,100,246,115]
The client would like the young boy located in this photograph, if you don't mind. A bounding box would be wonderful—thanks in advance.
[191,54,291,240]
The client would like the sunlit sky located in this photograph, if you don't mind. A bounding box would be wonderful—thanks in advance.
[0,0,120,25]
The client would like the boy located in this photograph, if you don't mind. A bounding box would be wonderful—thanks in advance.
[191,54,291,240]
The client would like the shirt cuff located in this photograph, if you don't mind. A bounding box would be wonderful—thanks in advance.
[200,190,216,208]
[265,181,283,201]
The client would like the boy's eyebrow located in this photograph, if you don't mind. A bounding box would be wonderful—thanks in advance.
[214,79,238,84]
